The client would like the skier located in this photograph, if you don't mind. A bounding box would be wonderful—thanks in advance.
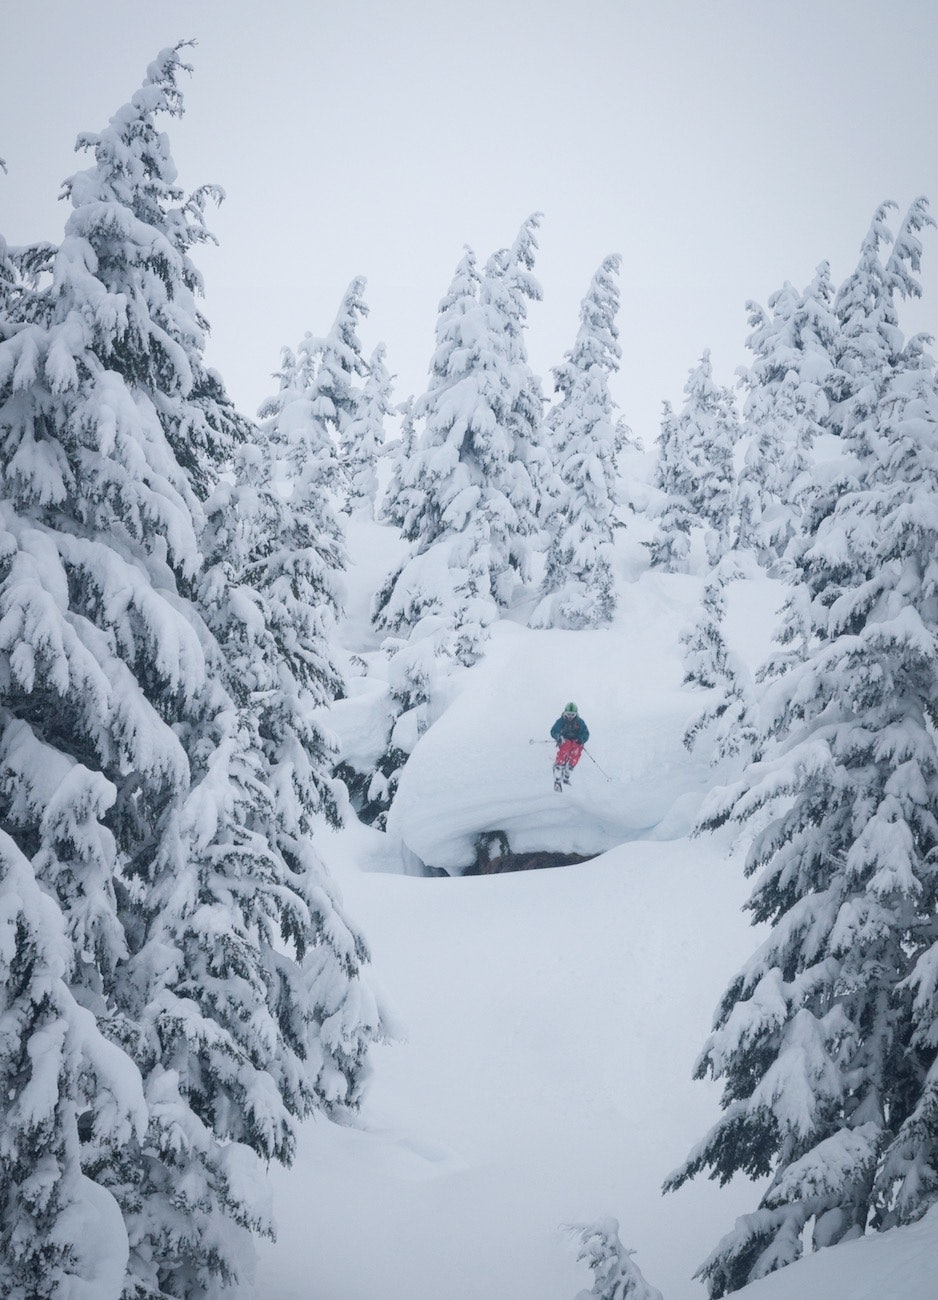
[550,702,590,792]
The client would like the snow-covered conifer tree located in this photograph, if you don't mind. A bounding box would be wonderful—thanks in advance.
[343,341,394,516]
[530,254,623,629]
[266,279,370,518]
[565,1219,663,1300]
[0,48,378,1296]
[734,265,839,569]
[0,212,16,319]
[307,276,371,505]
[648,350,739,572]
[666,197,938,1295]
[0,167,45,325]
[645,400,691,569]
[379,394,419,533]
[680,555,760,766]
[367,236,546,820]
[375,237,541,655]
[481,213,553,524]
[0,829,146,1299]
[257,335,349,628]
[200,433,382,1106]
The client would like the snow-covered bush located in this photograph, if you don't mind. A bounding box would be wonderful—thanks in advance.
[565,1218,663,1300]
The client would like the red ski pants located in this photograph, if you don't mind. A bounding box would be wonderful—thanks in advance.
[555,740,584,768]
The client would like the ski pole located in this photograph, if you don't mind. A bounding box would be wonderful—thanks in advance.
[528,739,554,744]
[583,748,613,781]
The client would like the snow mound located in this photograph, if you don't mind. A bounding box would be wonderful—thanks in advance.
[61,1176,128,1300]
[386,575,715,873]
[733,1202,938,1300]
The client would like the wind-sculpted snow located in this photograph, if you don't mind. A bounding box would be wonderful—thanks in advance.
[386,577,717,873]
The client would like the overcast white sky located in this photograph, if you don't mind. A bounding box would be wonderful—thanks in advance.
[4,0,938,441]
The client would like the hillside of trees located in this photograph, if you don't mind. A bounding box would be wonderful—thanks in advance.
[3,46,938,1300]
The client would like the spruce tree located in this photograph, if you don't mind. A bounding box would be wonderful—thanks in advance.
[665,197,938,1295]
[308,276,371,508]
[374,236,541,655]
[645,400,691,570]
[379,394,419,535]
[648,351,739,572]
[481,213,552,530]
[257,338,348,676]
[343,342,394,517]
[0,47,379,1296]
[735,266,839,570]
[0,828,145,1298]
[200,435,381,1113]
[368,238,542,821]
[530,254,623,629]
[680,555,760,766]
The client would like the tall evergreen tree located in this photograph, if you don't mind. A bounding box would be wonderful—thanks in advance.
[734,266,839,570]
[200,434,381,1108]
[374,236,542,657]
[665,197,938,1296]
[306,276,371,509]
[379,394,419,535]
[645,400,691,569]
[481,213,553,527]
[367,235,547,822]
[0,828,145,1298]
[367,254,488,824]
[264,278,370,517]
[0,48,378,1296]
[342,342,394,517]
[530,254,623,629]
[648,351,739,572]
[257,337,348,666]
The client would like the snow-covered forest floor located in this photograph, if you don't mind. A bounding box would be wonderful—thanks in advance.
[254,520,938,1299]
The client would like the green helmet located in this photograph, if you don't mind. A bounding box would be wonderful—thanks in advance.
[563,702,578,715]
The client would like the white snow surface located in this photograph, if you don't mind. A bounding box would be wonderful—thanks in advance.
[254,534,938,1299]
[62,1176,128,1300]
[258,826,758,1300]
[387,573,716,873]
[733,1203,938,1300]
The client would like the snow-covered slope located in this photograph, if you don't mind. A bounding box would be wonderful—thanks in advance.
[254,531,936,1299]
[256,825,758,1300]
[387,572,717,873]
[732,1203,938,1300]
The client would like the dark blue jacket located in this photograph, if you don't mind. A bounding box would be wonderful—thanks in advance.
[550,714,589,745]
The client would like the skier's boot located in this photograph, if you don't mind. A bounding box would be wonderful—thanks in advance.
[562,766,571,785]
[553,765,564,793]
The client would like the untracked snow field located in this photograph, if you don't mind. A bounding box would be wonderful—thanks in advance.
[255,825,938,1298]
[256,825,759,1300]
